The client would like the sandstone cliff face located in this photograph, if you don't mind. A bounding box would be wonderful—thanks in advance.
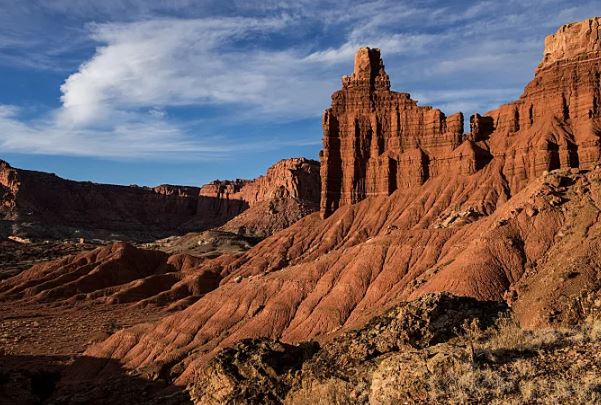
[194,158,320,236]
[486,17,601,192]
[321,18,601,218]
[539,17,601,70]
[0,160,19,219]
[200,158,319,206]
[0,161,202,240]
[320,48,466,218]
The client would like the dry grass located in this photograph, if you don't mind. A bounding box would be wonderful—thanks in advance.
[423,317,601,404]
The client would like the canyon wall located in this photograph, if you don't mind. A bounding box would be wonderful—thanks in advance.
[488,16,601,191]
[186,157,320,236]
[0,158,320,240]
[0,160,201,240]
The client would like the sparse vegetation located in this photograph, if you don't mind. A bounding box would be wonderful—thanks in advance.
[421,316,601,404]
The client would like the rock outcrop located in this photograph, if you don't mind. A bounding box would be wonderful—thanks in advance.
[190,339,319,405]
[195,158,321,236]
[190,294,600,405]
[539,16,601,70]
[189,293,505,404]
[206,158,320,206]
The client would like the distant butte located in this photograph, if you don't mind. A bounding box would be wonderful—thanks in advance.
[0,157,320,240]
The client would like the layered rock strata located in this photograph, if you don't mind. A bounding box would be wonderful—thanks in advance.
[202,158,320,206]
[488,17,601,191]
[5,17,601,400]
[320,48,467,217]
[321,18,601,217]
[194,158,320,235]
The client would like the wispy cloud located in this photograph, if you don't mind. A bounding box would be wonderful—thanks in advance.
[0,15,335,158]
[304,33,438,64]
[58,17,292,125]
[0,105,230,159]
[0,0,598,160]
[413,88,524,116]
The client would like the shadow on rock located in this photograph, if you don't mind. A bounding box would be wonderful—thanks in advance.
[0,354,191,405]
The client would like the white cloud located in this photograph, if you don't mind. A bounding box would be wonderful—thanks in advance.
[0,0,599,160]
[0,105,230,159]
[304,33,437,64]
[59,18,278,125]
[56,16,341,127]
[414,88,523,104]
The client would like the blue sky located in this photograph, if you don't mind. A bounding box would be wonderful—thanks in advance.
[0,0,598,186]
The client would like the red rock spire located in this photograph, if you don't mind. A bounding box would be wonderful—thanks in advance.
[320,47,464,218]
[341,47,390,90]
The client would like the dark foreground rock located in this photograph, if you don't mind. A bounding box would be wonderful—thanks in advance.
[190,339,319,404]
[189,293,507,404]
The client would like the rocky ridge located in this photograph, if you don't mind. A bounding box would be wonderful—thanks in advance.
[0,160,199,240]
[201,158,320,206]
[0,158,320,241]
[198,158,320,237]
[190,293,600,405]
